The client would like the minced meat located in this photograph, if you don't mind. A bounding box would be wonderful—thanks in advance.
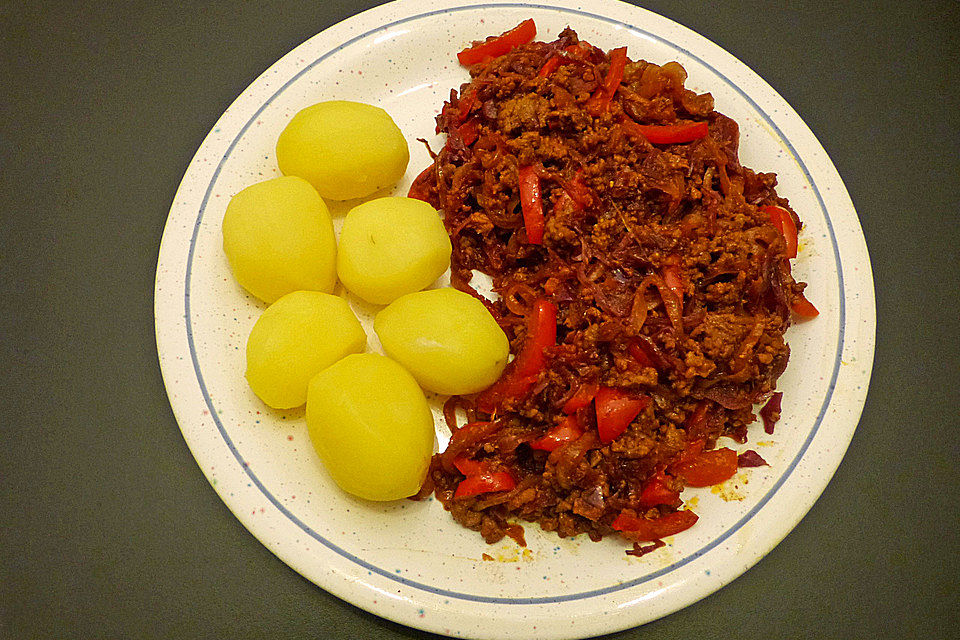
[409,27,811,549]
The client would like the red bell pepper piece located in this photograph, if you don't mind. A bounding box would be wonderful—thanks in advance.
[458,93,476,123]
[537,55,562,77]
[562,382,598,414]
[671,447,738,487]
[407,164,434,203]
[670,439,705,472]
[791,292,819,318]
[455,117,481,146]
[476,299,557,413]
[762,205,798,259]
[457,19,537,66]
[684,401,711,441]
[639,471,680,508]
[513,298,557,377]
[475,374,537,414]
[621,118,709,144]
[530,415,584,452]
[586,46,628,114]
[452,453,516,498]
[595,387,650,443]
[611,510,699,541]
[601,47,628,96]
[453,456,488,476]
[518,165,544,244]
[454,471,517,499]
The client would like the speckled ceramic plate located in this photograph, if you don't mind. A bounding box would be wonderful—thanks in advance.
[155,1,875,637]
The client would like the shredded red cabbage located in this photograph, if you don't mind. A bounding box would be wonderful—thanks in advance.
[737,450,769,468]
[759,392,783,434]
[625,539,667,557]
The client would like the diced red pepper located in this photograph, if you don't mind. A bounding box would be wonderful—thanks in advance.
[476,299,557,413]
[762,205,798,259]
[791,292,819,318]
[518,165,544,244]
[455,91,477,124]
[601,47,628,96]
[639,471,680,508]
[562,382,598,414]
[671,447,738,487]
[585,46,628,115]
[513,298,557,377]
[669,438,705,473]
[454,471,517,499]
[621,118,709,144]
[531,415,584,452]
[407,164,434,203]
[453,456,488,476]
[456,117,481,146]
[595,387,650,443]
[684,401,711,441]
[457,19,537,66]
[476,374,536,414]
[611,510,699,541]
[537,55,562,77]
[452,452,516,499]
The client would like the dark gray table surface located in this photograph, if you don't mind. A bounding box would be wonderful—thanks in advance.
[3,1,958,638]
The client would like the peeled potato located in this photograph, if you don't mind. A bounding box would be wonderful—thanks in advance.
[306,354,435,501]
[375,288,509,395]
[222,176,336,304]
[245,291,366,409]
[337,197,451,305]
[276,100,409,201]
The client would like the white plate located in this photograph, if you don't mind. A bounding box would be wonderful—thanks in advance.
[155,1,876,637]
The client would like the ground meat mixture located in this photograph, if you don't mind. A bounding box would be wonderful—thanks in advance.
[409,26,814,550]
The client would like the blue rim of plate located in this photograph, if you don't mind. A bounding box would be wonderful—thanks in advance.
[182,2,845,605]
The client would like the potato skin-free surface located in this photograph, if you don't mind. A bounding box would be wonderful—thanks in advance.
[276,100,409,201]
[245,291,366,409]
[222,176,336,303]
[337,197,451,305]
[306,354,435,501]
[375,288,509,395]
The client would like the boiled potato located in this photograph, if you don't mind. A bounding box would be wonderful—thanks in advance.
[337,197,451,305]
[276,100,409,201]
[375,288,509,395]
[222,176,336,303]
[246,291,365,409]
[306,354,435,501]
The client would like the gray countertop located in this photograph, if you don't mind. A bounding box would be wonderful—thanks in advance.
[2,1,957,638]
